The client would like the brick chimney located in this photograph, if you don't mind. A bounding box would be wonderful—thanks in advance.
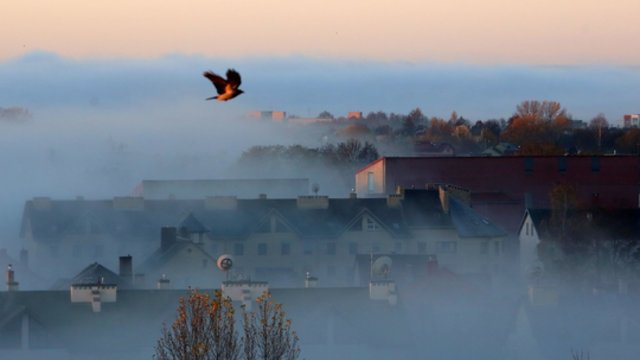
[6,264,19,291]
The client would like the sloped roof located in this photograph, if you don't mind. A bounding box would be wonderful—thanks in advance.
[70,262,120,286]
[20,190,505,244]
[139,241,217,275]
[176,212,209,234]
[449,197,507,238]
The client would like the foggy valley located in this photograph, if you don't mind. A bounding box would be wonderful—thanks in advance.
[3,52,640,360]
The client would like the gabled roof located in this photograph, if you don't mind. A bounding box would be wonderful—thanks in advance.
[70,262,120,286]
[177,212,209,234]
[139,241,217,275]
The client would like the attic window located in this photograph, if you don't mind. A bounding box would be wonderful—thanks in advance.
[364,216,380,231]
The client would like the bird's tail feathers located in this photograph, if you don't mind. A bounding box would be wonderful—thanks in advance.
[205,96,218,101]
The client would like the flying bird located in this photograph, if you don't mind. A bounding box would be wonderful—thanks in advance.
[203,69,244,101]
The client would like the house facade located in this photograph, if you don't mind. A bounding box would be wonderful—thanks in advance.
[20,189,506,288]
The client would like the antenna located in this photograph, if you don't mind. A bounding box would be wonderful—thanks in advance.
[216,254,234,281]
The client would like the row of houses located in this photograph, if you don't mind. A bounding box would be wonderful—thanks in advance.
[18,188,505,289]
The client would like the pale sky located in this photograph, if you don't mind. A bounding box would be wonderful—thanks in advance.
[2,0,639,64]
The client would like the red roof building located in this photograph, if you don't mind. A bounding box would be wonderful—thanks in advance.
[356,156,640,234]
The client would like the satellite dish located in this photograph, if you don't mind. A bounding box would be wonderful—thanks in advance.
[372,256,392,278]
[217,254,233,272]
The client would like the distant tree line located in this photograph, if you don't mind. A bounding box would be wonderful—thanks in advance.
[0,106,31,122]
[311,100,638,156]
[239,139,378,166]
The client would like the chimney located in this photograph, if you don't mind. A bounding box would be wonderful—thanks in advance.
[349,191,357,199]
[161,227,177,251]
[6,264,19,291]
[304,272,318,288]
[386,194,403,208]
[119,255,133,286]
[259,193,267,200]
[157,274,171,290]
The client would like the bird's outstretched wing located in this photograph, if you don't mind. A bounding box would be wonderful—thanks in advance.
[203,71,227,95]
[226,69,242,89]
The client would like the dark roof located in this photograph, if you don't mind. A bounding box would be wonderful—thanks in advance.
[70,262,120,286]
[177,212,209,233]
[139,241,217,274]
[21,191,504,244]
[449,197,507,238]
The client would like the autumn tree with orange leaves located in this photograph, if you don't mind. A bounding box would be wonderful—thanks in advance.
[502,100,569,155]
[155,290,300,360]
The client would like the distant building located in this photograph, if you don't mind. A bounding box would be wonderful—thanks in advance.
[20,189,506,288]
[132,178,310,200]
[347,111,363,120]
[355,156,640,235]
[623,114,640,128]
[247,110,287,121]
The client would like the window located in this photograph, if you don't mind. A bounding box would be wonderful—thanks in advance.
[348,242,358,255]
[524,157,534,174]
[257,243,267,256]
[436,241,457,253]
[326,242,336,255]
[591,156,600,172]
[367,172,375,193]
[364,216,380,231]
[281,242,290,256]
[480,240,489,254]
[525,223,530,236]
[233,243,244,256]
[417,242,427,254]
[558,157,567,173]
[524,193,532,208]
